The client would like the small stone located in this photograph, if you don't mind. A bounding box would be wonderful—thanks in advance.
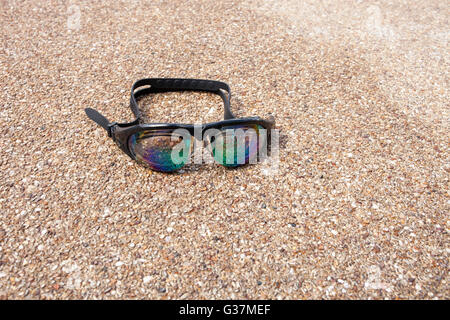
[143,276,151,284]
[157,287,166,293]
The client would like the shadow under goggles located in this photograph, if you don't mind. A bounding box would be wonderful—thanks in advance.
[85,78,275,172]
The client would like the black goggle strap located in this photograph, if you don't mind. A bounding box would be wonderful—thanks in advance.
[85,78,235,136]
[84,107,117,138]
[130,78,235,122]
[84,106,139,137]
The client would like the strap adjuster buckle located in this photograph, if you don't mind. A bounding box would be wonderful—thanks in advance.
[107,122,118,138]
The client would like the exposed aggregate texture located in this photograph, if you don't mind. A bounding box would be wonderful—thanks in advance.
[0,0,448,299]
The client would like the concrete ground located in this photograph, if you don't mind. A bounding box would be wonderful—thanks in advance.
[0,0,448,299]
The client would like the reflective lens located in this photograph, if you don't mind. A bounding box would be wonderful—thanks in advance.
[128,129,191,172]
[210,124,265,167]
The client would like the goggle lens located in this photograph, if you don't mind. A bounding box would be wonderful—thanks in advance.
[129,130,191,172]
[210,124,265,167]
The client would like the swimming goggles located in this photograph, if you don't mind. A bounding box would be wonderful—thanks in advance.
[85,78,275,172]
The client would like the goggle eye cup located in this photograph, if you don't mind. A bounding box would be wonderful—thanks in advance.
[128,129,192,172]
[209,124,266,167]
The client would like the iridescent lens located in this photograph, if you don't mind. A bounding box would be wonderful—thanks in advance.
[211,124,265,167]
[128,129,191,172]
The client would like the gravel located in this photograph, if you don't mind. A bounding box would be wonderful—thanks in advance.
[0,0,448,299]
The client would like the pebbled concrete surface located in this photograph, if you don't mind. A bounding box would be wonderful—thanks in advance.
[0,0,448,299]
